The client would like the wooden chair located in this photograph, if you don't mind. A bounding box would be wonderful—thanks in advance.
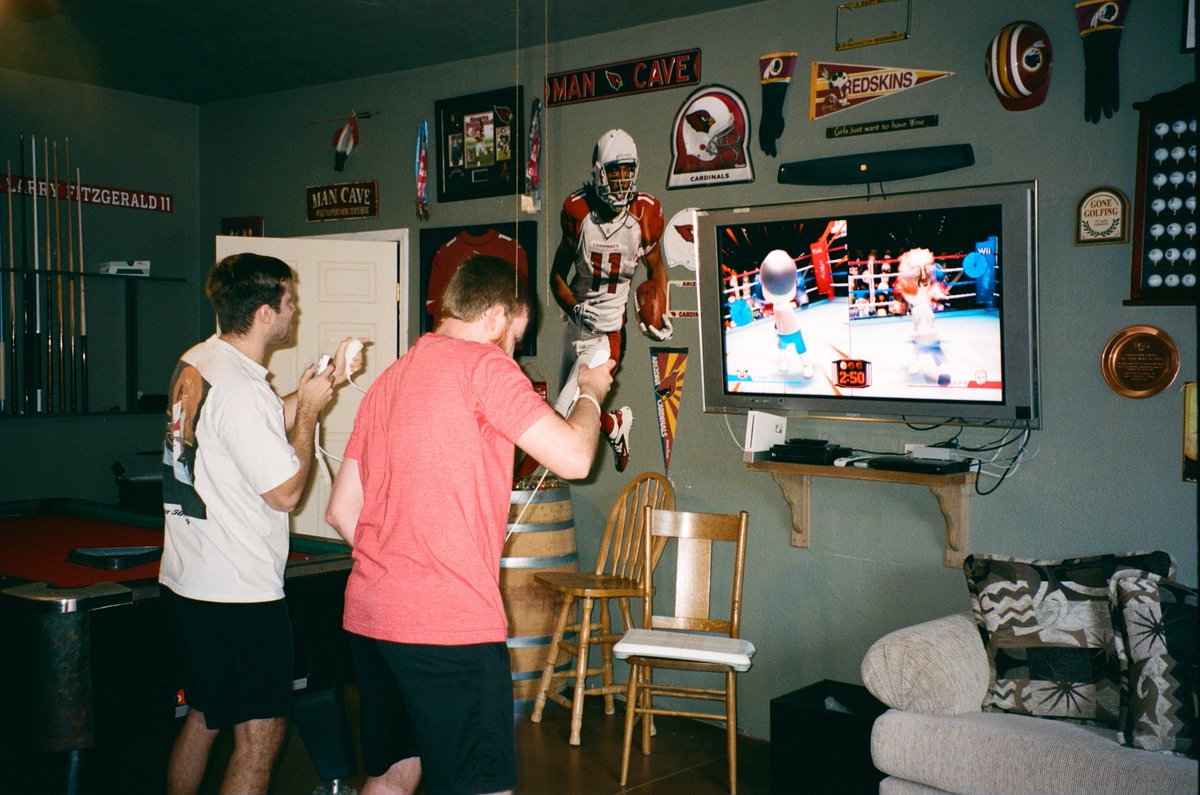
[529,472,675,745]
[614,507,752,794]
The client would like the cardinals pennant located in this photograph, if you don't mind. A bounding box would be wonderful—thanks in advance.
[649,347,688,474]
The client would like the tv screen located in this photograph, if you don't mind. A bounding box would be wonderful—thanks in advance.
[696,181,1040,427]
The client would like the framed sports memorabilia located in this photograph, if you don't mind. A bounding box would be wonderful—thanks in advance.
[1075,186,1128,245]
[435,86,524,203]
[418,221,538,357]
[1126,82,1197,305]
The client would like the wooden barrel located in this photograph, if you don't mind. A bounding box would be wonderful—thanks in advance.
[502,482,578,713]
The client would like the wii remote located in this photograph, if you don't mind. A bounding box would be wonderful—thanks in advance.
[316,354,332,374]
[586,347,610,368]
[343,338,364,378]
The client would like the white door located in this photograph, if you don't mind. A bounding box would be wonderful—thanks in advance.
[214,235,404,538]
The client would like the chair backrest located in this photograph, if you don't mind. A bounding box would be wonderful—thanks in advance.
[594,472,675,579]
[640,507,749,638]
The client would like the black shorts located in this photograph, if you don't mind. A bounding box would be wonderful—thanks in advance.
[164,587,294,730]
[351,634,517,795]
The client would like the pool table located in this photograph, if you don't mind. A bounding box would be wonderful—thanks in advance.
[0,498,357,791]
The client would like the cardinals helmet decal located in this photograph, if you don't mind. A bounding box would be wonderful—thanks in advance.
[668,85,754,189]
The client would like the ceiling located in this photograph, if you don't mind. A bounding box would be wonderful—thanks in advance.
[0,0,750,104]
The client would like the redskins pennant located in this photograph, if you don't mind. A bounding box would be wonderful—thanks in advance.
[810,61,952,119]
[650,347,688,474]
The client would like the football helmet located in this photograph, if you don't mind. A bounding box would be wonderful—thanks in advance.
[661,208,700,271]
[681,95,742,162]
[985,20,1053,111]
[592,129,639,211]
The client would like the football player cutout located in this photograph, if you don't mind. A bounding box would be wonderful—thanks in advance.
[894,247,951,386]
[759,249,814,378]
[516,129,671,477]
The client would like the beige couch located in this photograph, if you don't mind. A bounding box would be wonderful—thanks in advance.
[860,613,1198,795]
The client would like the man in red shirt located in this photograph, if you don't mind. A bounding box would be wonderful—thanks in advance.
[326,255,614,795]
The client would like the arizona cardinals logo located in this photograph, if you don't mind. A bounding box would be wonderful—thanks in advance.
[685,109,715,133]
[673,224,695,243]
[493,105,513,124]
[605,70,623,90]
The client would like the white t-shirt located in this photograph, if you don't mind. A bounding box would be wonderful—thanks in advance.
[160,335,300,602]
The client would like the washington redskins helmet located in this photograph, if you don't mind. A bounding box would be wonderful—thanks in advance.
[681,94,742,162]
[985,20,1053,111]
[759,249,798,302]
[592,128,639,211]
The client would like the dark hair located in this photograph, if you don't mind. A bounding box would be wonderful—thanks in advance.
[205,253,293,335]
[440,254,529,323]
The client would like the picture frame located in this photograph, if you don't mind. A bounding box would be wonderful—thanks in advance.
[435,86,524,203]
[1184,0,1195,53]
[1074,186,1128,246]
[418,221,538,357]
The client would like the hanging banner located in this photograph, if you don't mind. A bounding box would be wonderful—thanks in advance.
[650,347,689,474]
[545,49,701,107]
[306,180,379,222]
[810,61,952,119]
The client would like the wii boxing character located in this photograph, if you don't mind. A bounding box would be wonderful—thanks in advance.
[759,249,814,378]
[895,247,951,386]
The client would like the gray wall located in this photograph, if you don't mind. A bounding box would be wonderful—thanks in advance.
[2,0,1196,743]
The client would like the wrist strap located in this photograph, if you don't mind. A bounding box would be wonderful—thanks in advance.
[573,392,602,416]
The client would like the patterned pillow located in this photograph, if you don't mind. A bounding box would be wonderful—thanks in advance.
[963,551,1176,726]
[1109,572,1197,755]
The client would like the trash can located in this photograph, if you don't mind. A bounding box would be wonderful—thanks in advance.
[770,679,887,795]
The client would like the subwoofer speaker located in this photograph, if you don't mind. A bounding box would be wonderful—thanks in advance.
[777,144,975,185]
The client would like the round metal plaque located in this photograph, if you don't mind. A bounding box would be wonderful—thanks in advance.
[1101,325,1180,398]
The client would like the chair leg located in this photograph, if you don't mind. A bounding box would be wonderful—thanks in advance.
[530,594,573,724]
[568,596,594,746]
[639,665,653,755]
[726,670,737,795]
[598,598,616,715]
[619,664,639,785]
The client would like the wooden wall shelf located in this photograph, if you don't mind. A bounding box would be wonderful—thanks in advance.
[746,460,977,567]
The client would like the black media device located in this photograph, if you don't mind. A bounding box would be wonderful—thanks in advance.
[867,456,971,475]
[768,443,853,465]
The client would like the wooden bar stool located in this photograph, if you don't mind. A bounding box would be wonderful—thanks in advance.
[528,472,674,745]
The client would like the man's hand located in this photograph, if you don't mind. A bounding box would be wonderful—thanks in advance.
[572,302,602,332]
[577,357,614,404]
[638,314,674,341]
[296,361,336,419]
[331,337,369,386]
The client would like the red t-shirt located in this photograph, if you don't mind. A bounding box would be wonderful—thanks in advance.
[342,333,553,645]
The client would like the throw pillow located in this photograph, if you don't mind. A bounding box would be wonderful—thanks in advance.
[1109,572,1197,754]
[963,551,1176,726]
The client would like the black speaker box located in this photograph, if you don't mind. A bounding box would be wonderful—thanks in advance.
[777,143,974,185]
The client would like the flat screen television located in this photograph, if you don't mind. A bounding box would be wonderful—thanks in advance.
[696,181,1040,428]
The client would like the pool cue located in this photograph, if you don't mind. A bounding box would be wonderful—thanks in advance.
[42,135,52,412]
[77,166,87,413]
[30,134,43,413]
[65,139,76,413]
[0,165,7,415]
[6,161,16,415]
[53,140,64,412]
[6,158,15,413]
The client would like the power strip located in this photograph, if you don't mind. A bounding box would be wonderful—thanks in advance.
[906,445,963,461]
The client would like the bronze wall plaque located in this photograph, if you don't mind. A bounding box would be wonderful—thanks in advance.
[1101,325,1180,398]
